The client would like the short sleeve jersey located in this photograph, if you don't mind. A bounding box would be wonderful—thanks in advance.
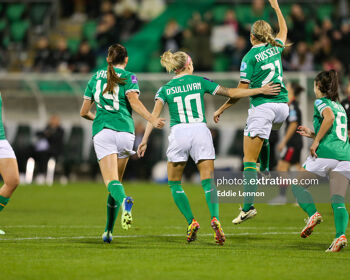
[155,75,219,127]
[313,97,350,161]
[239,38,288,107]
[84,67,140,137]
[0,93,5,140]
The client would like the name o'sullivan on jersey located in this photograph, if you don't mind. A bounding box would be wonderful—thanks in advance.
[166,82,202,95]
[217,190,265,197]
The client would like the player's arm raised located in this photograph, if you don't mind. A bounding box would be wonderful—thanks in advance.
[269,0,288,44]
[137,100,164,158]
[127,91,165,129]
[80,99,95,121]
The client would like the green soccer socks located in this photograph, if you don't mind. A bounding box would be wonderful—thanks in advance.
[292,185,317,217]
[105,194,119,233]
[107,180,126,206]
[331,194,349,238]
[169,181,194,224]
[259,139,270,172]
[242,162,258,212]
[0,195,9,212]
[201,178,219,220]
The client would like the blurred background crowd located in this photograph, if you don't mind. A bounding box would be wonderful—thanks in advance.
[0,0,349,78]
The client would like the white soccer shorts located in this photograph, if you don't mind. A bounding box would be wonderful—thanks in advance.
[303,156,350,180]
[167,123,215,164]
[93,129,135,161]
[0,140,16,159]
[244,102,289,139]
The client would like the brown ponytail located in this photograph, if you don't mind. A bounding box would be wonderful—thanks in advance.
[103,44,127,94]
[251,20,291,48]
[315,70,339,101]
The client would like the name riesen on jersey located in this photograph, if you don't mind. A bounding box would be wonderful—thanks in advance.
[254,47,280,62]
[166,82,201,95]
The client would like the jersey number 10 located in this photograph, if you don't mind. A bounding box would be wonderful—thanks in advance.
[174,93,204,123]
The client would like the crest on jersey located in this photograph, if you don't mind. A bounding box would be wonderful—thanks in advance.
[131,75,138,84]
[240,62,247,71]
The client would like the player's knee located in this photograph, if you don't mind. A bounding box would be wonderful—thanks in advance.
[6,176,20,190]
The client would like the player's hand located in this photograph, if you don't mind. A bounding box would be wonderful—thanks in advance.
[297,126,313,138]
[268,0,280,9]
[137,142,147,158]
[277,141,285,152]
[261,82,281,95]
[213,110,222,123]
[310,140,319,158]
[151,117,165,129]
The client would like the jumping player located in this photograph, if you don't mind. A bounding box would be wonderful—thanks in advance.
[137,50,280,244]
[0,92,20,235]
[294,70,349,252]
[213,0,289,224]
[80,44,165,243]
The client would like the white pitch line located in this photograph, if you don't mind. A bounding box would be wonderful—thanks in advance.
[0,231,332,241]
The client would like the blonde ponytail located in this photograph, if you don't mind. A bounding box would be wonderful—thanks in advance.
[161,50,188,73]
[251,20,290,48]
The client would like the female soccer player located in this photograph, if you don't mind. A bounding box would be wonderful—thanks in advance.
[80,44,165,243]
[137,50,280,244]
[294,70,349,252]
[0,92,20,235]
[213,0,289,224]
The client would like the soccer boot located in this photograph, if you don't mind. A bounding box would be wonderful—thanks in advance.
[232,206,257,224]
[211,217,225,245]
[187,219,200,243]
[121,196,134,230]
[300,212,323,238]
[326,235,347,252]
[102,231,113,243]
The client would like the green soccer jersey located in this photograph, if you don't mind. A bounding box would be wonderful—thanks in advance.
[0,93,6,140]
[155,74,219,127]
[84,67,140,137]
[313,97,350,161]
[240,38,288,107]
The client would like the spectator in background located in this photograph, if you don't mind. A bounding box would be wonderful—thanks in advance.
[225,36,249,71]
[291,42,314,71]
[341,81,350,139]
[33,115,64,184]
[116,5,142,42]
[161,19,183,52]
[224,10,239,34]
[314,35,333,68]
[281,38,293,71]
[100,0,114,15]
[242,0,270,35]
[52,38,72,73]
[288,4,307,43]
[189,14,213,71]
[33,37,53,72]
[96,12,119,55]
[138,0,166,22]
[72,41,96,73]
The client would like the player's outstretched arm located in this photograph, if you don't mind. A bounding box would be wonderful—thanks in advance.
[269,0,287,44]
[80,99,95,121]
[137,100,164,158]
[217,82,280,99]
[127,91,165,129]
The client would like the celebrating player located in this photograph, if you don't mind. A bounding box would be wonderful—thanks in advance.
[137,50,280,244]
[294,70,349,252]
[213,0,289,224]
[80,44,165,243]
[0,92,20,235]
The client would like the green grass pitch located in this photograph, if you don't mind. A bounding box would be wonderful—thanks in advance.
[0,182,349,279]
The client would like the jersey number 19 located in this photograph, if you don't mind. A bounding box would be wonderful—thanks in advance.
[94,80,120,111]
